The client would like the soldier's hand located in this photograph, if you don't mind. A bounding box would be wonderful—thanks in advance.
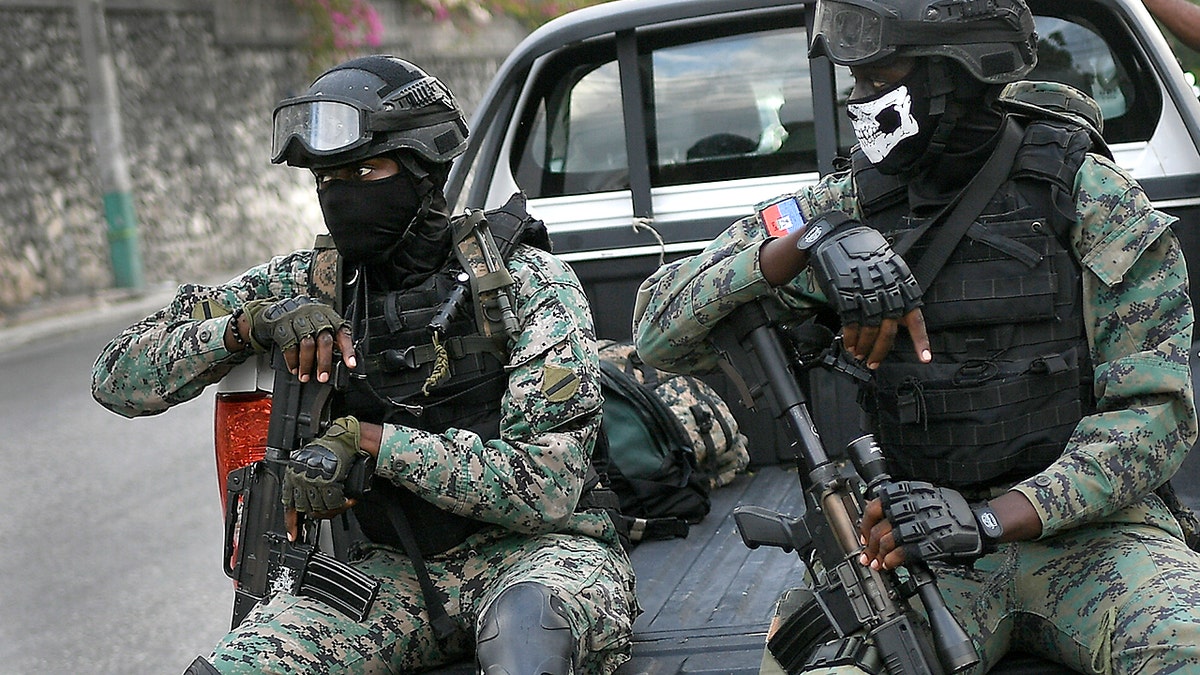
[283,416,367,516]
[860,480,986,570]
[804,216,930,368]
[841,308,930,369]
[242,296,356,382]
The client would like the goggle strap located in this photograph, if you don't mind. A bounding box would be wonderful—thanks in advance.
[881,19,1027,47]
[368,108,463,133]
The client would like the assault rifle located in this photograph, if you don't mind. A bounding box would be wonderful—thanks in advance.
[712,299,978,675]
[222,350,379,628]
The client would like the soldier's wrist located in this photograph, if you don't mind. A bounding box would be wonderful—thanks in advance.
[226,308,250,353]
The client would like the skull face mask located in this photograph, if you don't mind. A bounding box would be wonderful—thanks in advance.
[846,65,939,175]
[848,85,919,162]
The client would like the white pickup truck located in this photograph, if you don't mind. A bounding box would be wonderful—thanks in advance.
[212,0,1200,671]
[430,0,1200,671]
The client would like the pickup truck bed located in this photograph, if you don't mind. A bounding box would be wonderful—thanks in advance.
[427,464,807,674]
[619,464,805,674]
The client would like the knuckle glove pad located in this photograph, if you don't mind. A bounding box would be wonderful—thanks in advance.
[244,296,346,352]
[876,480,984,563]
[282,416,362,513]
[809,225,923,326]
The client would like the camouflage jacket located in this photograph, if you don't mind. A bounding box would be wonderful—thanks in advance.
[92,244,618,546]
[633,153,1197,540]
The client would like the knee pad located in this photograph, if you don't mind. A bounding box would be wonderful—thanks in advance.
[476,582,575,675]
[183,656,221,675]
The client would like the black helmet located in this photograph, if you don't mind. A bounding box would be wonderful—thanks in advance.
[271,55,469,169]
[809,0,1038,84]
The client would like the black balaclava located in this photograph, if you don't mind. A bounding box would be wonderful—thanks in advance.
[318,153,452,289]
[846,60,941,176]
[847,58,1001,180]
[908,66,1006,210]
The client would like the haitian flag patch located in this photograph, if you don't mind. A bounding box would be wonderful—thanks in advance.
[755,195,805,237]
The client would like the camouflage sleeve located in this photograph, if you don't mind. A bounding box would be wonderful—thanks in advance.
[90,250,314,418]
[1014,154,1197,537]
[372,246,606,534]
[633,173,858,374]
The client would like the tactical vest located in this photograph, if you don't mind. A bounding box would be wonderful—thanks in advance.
[854,116,1097,489]
[311,193,551,553]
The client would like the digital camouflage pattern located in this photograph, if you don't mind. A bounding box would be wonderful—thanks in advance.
[211,532,636,674]
[595,340,750,489]
[633,153,1200,671]
[92,243,639,673]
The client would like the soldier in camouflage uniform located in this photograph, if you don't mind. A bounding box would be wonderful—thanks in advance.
[633,0,1200,672]
[92,56,637,674]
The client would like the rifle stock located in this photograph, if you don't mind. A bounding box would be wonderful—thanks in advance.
[714,299,977,675]
[222,350,378,628]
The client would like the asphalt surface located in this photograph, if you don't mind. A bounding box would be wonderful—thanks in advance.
[0,284,232,674]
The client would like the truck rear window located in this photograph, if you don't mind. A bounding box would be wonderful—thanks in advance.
[513,27,815,198]
[511,6,1159,200]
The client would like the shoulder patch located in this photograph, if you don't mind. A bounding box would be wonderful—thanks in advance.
[542,365,580,402]
[190,299,232,321]
[755,195,806,237]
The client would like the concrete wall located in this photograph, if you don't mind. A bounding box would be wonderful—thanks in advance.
[0,0,525,318]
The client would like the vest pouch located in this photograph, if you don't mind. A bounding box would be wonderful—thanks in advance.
[869,345,1085,488]
[909,216,1073,331]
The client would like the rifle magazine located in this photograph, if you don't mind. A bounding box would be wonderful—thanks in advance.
[299,550,380,622]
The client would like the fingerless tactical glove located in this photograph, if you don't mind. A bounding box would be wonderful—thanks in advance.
[241,296,346,353]
[283,416,366,513]
[805,213,923,327]
[876,480,989,563]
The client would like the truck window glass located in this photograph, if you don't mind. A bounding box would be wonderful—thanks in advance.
[1029,17,1133,125]
[649,28,816,187]
[512,27,813,199]
[515,59,629,198]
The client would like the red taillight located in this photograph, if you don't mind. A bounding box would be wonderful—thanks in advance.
[214,391,272,515]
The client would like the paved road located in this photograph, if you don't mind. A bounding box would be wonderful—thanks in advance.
[0,296,230,674]
[2,293,1199,674]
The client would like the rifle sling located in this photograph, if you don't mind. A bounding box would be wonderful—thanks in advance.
[384,500,459,641]
[894,117,1025,290]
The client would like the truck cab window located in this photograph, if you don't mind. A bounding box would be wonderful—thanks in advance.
[512,27,814,199]
[514,59,629,198]
[649,28,815,187]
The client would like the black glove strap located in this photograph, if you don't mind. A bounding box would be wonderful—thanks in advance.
[971,502,1004,553]
[795,212,852,250]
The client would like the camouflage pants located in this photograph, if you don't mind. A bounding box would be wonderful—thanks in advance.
[207,530,638,675]
[796,520,1200,674]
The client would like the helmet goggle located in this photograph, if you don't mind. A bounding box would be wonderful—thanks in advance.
[271,98,368,163]
[810,0,896,65]
[810,0,1029,67]
[271,76,458,164]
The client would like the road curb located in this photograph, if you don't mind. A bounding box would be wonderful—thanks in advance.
[0,283,180,350]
